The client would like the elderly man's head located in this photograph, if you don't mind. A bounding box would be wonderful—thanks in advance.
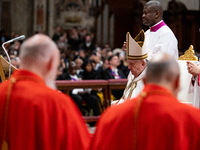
[144,53,180,97]
[127,59,147,78]
[19,34,60,88]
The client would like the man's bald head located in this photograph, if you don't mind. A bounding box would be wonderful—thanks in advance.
[142,1,163,27]
[145,53,180,96]
[145,1,163,16]
[19,34,60,88]
[19,34,59,67]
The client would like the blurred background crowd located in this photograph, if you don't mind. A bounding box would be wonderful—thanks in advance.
[0,26,129,116]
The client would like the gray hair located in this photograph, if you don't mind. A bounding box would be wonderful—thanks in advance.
[146,54,179,83]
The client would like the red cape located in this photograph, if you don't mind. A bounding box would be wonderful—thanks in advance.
[90,84,200,150]
[0,70,91,150]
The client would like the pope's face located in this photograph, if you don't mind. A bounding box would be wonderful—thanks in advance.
[142,5,157,27]
[127,59,145,77]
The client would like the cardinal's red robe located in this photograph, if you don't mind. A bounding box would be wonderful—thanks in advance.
[0,70,91,150]
[90,84,200,150]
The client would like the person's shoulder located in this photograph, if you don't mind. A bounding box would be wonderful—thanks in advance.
[180,103,200,116]
[145,29,150,34]
[48,88,72,100]
[171,101,200,125]
[159,25,174,34]
[38,86,73,104]
[0,79,9,87]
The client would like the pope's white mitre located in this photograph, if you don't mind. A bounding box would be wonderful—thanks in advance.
[126,30,148,60]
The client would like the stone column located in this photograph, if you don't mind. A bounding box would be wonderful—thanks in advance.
[34,0,47,34]
[47,0,55,38]
[0,0,2,30]
[10,0,34,37]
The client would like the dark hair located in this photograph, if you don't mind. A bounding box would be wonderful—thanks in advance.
[82,60,94,70]
[108,54,118,62]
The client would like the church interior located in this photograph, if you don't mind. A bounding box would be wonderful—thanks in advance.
[0,0,200,133]
[0,0,200,54]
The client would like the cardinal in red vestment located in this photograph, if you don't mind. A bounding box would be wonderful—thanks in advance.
[0,34,91,150]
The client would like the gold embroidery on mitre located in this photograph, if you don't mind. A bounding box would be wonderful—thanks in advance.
[134,30,145,48]
[126,30,148,60]
[178,45,198,61]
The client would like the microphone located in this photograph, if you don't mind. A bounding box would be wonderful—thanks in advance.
[2,35,26,77]
[3,35,25,45]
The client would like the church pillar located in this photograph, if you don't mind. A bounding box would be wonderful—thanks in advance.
[33,0,47,34]
[10,0,34,37]
[0,0,2,30]
[47,0,55,37]
[102,4,108,46]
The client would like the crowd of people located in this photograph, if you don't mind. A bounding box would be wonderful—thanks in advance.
[52,26,130,115]
[0,26,130,115]
[1,1,200,150]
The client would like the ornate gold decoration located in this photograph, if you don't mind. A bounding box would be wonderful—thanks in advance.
[178,45,198,61]
[0,55,18,81]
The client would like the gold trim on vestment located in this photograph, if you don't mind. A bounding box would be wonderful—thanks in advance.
[1,78,16,150]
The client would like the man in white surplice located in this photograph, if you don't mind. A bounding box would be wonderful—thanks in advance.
[143,1,178,60]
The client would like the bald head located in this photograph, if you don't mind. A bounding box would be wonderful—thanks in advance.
[142,1,163,27]
[145,53,180,96]
[145,1,163,15]
[19,34,60,88]
[20,34,59,67]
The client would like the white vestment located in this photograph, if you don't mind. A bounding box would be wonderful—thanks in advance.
[187,61,200,109]
[145,20,179,60]
[191,76,200,109]
[177,61,194,105]
[112,68,146,105]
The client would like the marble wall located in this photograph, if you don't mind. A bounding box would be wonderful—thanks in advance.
[160,0,199,11]
[0,0,199,38]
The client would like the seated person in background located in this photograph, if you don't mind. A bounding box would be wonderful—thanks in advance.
[113,48,129,77]
[89,51,103,71]
[56,56,69,80]
[81,34,96,56]
[102,54,126,99]
[67,61,101,116]
[97,57,110,79]
[90,53,200,150]
[102,54,126,80]
[81,60,101,80]
[74,57,84,75]
[10,55,20,68]
[0,34,90,150]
